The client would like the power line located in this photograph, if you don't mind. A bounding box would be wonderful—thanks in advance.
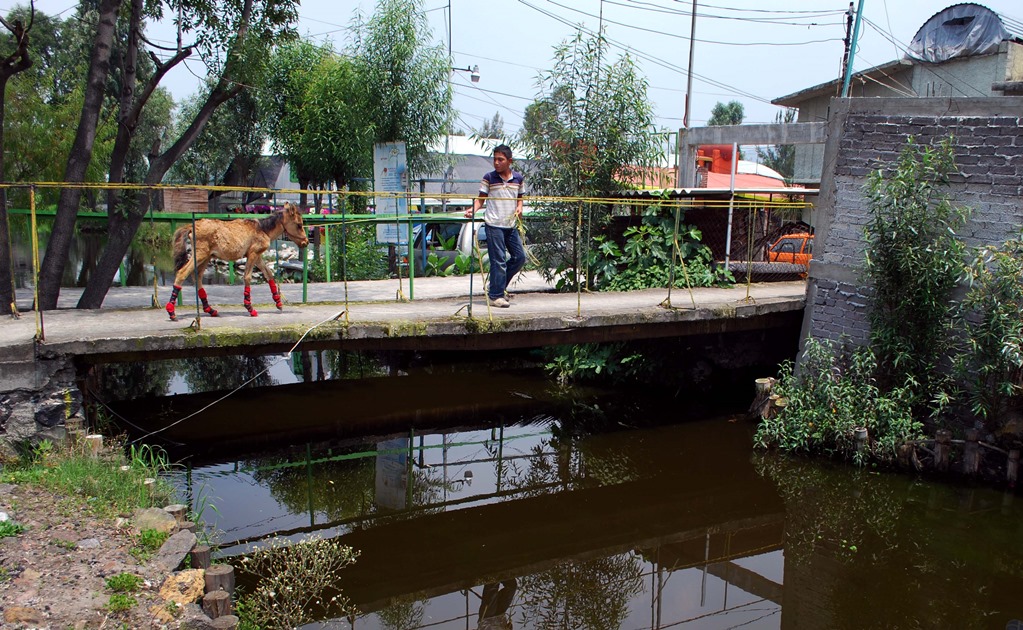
[516,0,779,106]
[543,0,843,45]
[624,0,847,23]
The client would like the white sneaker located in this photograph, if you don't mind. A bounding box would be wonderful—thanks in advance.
[504,292,514,301]
[489,297,511,308]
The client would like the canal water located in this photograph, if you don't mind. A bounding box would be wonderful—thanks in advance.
[102,353,1023,629]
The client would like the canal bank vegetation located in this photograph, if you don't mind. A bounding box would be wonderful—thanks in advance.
[1,437,175,517]
[756,137,1023,482]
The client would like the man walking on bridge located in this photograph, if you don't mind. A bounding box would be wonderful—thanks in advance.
[466,144,525,308]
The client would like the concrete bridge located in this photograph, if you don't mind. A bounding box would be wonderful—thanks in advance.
[0,273,805,449]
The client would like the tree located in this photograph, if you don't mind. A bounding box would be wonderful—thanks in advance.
[474,112,504,139]
[518,29,662,290]
[260,38,334,203]
[36,0,123,311]
[169,87,265,196]
[0,4,34,315]
[707,100,744,126]
[756,109,796,182]
[73,0,300,309]
[351,0,450,175]
[261,42,372,195]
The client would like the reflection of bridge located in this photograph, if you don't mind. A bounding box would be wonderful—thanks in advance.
[205,419,787,622]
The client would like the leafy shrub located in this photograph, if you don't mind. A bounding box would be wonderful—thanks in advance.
[544,343,645,386]
[863,136,968,400]
[957,233,1023,426]
[238,535,358,630]
[106,572,143,593]
[589,207,728,291]
[325,222,389,281]
[754,338,922,464]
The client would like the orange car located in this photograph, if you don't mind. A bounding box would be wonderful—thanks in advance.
[768,233,813,266]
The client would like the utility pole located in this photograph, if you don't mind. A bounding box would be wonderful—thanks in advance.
[683,0,697,130]
[840,2,853,84]
[678,0,697,188]
[841,0,866,97]
[443,0,452,214]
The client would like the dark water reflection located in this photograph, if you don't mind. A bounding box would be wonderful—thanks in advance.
[143,375,1023,630]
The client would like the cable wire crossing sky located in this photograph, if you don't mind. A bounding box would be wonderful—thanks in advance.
[33,0,1023,134]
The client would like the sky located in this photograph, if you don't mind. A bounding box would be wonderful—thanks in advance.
[28,0,1023,136]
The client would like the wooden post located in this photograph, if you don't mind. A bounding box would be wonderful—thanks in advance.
[84,434,103,458]
[65,418,84,444]
[209,615,239,629]
[1007,449,1019,488]
[934,430,952,472]
[962,429,980,476]
[164,504,188,524]
[747,377,776,420]
[179,520,197,534]
[853,427,868,455]
[203,590,232,619]
[205,564,236,596]
[190,545,212,569]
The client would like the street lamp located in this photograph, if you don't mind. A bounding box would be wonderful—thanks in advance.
[453,64,480,83]
[443,64,480,213]
[443,1,480,212]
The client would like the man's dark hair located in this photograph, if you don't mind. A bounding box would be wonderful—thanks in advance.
[494,144,513,160]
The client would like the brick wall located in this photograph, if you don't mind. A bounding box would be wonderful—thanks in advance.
[801,97,1023,349]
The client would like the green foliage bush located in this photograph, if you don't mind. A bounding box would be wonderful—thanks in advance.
[588,207,728,291]
[322,221,388,281]
[863,136,968,400]
[957,232,1023,425]
[754,339,922,463]
[544,343,645,386]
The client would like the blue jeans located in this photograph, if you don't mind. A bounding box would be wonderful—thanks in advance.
[486,225,525,300]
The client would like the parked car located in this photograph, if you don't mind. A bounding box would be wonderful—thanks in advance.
[768,232,813,266]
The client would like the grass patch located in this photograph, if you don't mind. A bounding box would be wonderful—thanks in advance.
[105,593,137,613]
[0,520,24,539]
[2,438,174,518]
[131,528,169,562]
[106,572,143,593]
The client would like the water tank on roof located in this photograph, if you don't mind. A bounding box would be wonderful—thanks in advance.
[907,3,1010,63]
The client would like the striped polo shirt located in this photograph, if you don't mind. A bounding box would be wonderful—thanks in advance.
[479,170,525,228]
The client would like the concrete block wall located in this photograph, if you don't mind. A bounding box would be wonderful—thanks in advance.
[801,97,1023,348]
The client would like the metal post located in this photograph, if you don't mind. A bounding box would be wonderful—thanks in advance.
[302,247,308,303]
[29,186,43,340]
[324,224,331,281]
[724,142,737,268]
[407,212,414,300]
[841,0,866,97]
[420,178,428,273]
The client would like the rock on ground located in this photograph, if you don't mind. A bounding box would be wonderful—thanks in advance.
[0,484,189,629]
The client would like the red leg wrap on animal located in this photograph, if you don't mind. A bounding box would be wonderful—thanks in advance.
[243,286,257,316]
[166,285,181,320]
[268,279,282,309]
[197,288,218,317]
